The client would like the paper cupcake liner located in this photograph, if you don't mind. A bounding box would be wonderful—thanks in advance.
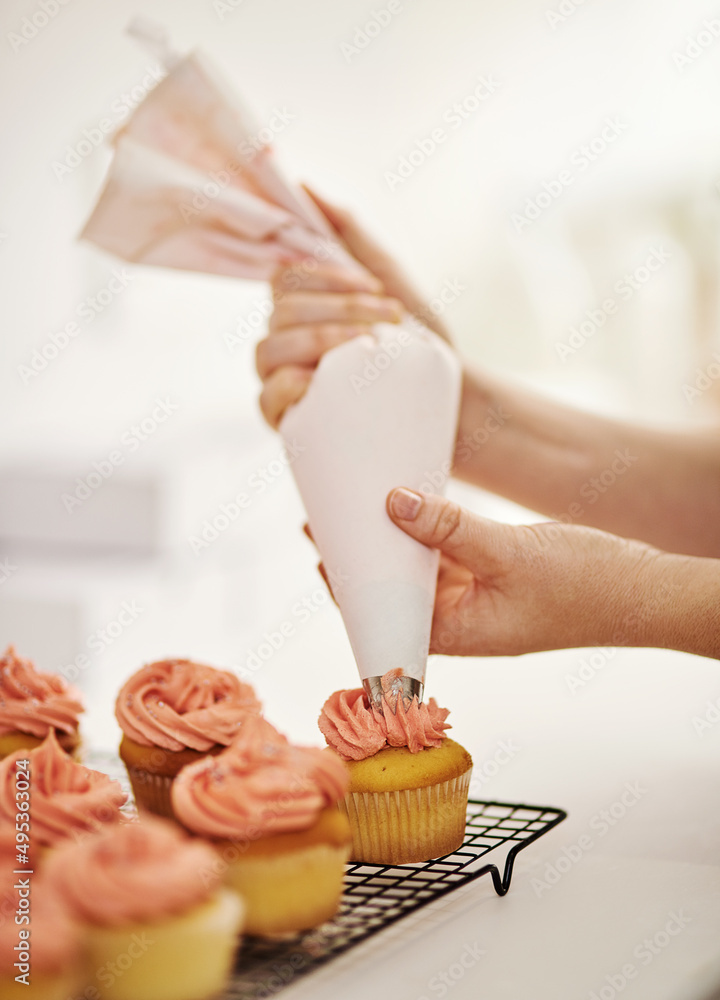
[340,768,472,865]
[125,767,175,819]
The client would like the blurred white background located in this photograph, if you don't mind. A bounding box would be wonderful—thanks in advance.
[0,0,719,793]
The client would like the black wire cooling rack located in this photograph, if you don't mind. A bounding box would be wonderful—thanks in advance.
[223,799,567,1000]
[87,754,566,999]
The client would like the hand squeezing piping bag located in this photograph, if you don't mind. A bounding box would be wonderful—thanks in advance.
[81,20,463,707]
[279,321,462,707]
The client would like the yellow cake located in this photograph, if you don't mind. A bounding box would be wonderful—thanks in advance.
[216,807,352,936]
[342,739,473,864]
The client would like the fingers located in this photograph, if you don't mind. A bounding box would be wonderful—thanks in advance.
[271,262,381,297]
[269,291,403,333]
[302,187,396,279]
[256,323,369,380]
[386,488,512,576]
[256,284,402,426]
[301,524,337,604]
[258,365,313,429]
[303,186,453,344]
[317,561,338,606]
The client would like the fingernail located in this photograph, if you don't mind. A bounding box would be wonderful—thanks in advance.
[390,488,423,521]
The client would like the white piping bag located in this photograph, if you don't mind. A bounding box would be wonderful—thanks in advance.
[279,322,461,705]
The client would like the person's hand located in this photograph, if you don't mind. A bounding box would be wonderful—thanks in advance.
[385,488,665,657]
[300,189,453,344]
[257,262,403,428]
[256,189,452,429]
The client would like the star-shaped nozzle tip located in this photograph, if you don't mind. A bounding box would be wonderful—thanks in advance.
[363,675,424,714]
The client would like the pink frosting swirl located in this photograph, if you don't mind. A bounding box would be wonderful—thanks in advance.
[44,817,221,927]
[0,832,83,974]
[0,731,127,848]
[0,645,84,738]
[172,715,349,840]
[318,669,451,760]
[115,658,261,752]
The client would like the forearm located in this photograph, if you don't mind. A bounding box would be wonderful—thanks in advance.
[454,365,720,557]
[615,552,720,660]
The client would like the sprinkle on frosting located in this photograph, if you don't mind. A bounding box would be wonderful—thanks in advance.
[172,715,349,840]
[45,817,222,927]
[0,645,84,738]
[318,669,451,761]
[115,658,262,752]
[0,731,127,847]
[0,832,83,974]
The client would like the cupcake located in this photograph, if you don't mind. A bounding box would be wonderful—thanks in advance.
[172,715,352,936]
[0,646,84,759]
[115,658,261,818]
[0,730,127,849]
[0,831,87,999]
[44,818,244,1000]
[318,669,473,864]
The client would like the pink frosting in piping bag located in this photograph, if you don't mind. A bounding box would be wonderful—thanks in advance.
[172,715,349,840]
[0,731,127,848]
[115,658,261,752]
[0,645,83,738]
[318,669,450,761]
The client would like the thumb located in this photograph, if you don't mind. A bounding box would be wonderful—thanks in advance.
[303,186,400,288]
[386,488,507,572]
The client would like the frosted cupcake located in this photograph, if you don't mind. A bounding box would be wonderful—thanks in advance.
[0,646,83,759]
[45,818,244,1000]
[319,670,472,864]
[172,715,351,936]
[0,730,127,849]
[115,658,261,817]
[0,832,87,1000]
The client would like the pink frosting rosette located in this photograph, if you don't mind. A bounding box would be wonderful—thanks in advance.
[44,817,221,927]
[115,658,261,752]
[0,731,127,847]
[0,645,83,738]
[172,716,349,839]
[318,669,450,761]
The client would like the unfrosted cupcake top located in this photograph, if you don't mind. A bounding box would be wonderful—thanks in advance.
[45,817,222,927]
[172,715,349,840]
[0,832,83,974]
[0,645,84,738]
[115,658,262,752]
[318,669,450,760]
[0,731,127,847]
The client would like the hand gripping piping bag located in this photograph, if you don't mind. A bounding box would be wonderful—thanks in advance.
[81,20,462,706]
